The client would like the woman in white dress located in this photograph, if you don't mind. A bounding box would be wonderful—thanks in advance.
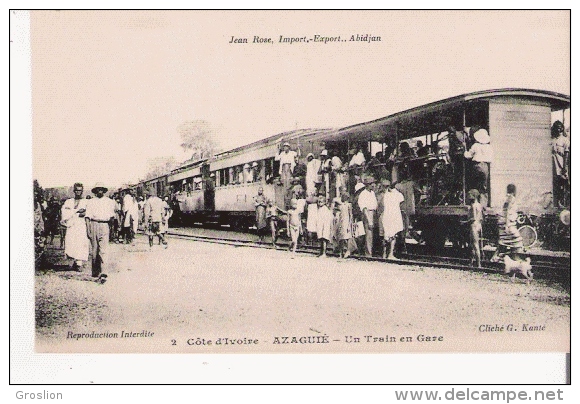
[381,181,405,260]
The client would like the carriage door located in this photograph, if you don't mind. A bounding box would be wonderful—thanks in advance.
[202,164,215,211]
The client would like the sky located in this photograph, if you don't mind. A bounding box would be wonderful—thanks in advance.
[26,10,570,189]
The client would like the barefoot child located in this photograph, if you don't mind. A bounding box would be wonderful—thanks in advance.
[316,195,334,257]
[465,189,483,268]
[286,199,302,254]
[266,200,283,248]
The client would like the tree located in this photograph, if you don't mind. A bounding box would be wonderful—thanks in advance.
[178,120,220,162]
[33,179,44,201]
[144,156,179,180]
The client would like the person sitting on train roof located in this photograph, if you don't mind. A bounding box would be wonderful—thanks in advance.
[464,128,493,196]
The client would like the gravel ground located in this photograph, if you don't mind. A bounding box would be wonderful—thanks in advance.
[35,235,570,353]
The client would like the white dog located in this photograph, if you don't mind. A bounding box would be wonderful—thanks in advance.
[504,256,533,284]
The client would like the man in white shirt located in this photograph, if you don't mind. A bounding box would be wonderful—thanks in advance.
[143,189,168,248]
[330,151,345,196]
[61,182,89,270]
[349,147,366,167]
[275,142,298,208]
[85,182,116,280]
[305,153,321,197]
[122,189,139,244]
[357,177,378,257]
[464,128,493,195]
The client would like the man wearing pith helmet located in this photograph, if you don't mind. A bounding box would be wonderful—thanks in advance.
[84,182,116,281]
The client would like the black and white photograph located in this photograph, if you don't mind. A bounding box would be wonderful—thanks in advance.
[11,9,571,385]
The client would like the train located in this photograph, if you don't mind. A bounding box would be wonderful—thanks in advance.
[124,89,571,251]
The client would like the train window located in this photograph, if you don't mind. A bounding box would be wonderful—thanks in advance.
[265,157,275,183]
[244,164,252,183]
[236,166,244,184]
[221,168,228,186]
[252,161,262,182]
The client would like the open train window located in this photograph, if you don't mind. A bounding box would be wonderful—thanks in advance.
[265,157,276,183]
[222,168,230,186]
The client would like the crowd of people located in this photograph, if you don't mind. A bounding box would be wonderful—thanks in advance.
[255,139,419,260]
[32,121,568,273]
[34,183,173,282]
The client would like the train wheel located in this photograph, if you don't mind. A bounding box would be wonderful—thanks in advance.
[519,225,537,248]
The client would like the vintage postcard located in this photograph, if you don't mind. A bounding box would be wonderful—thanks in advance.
[12,9,570,383]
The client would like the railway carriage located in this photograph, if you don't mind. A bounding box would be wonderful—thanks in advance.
[170,128,330,228]
[137,88,570,251]
[308,88,570,250]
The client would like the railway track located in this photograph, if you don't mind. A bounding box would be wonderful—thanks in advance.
[166,230,570,284]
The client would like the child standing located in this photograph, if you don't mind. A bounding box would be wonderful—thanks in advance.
[316,195,334,258]
[334,191,353,258]
[286,199,302,254]
[266,200,282,248]
[465,189,483,268]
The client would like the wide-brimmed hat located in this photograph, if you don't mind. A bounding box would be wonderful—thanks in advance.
[243,163,250,169]
[320,149,328,156]
[91,182,108,193]
[354,182,365,192]
[282,142,291,147]
[306,153,314,159]
[473,128,490,144]
[252,161,259,167]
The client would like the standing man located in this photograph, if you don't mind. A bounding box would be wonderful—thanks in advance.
[85,182,116,280]
[551,120,570,206]
[357,177,378,257]
[122,189,139,244]
[61,183,89,270]
[275,142,298,208]
[143,189,168,248]
[161,196,173,237]
[43,197,62,246]
[254,187,269,242]
[464,128,493,202]
[305,152,322,198]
